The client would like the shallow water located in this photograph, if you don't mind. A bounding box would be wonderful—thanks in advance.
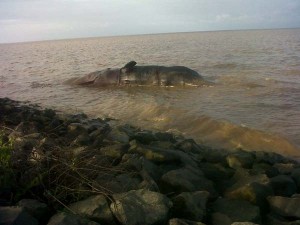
[1,29,300,156]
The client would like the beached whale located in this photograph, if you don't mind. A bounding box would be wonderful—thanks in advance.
[66,61,205,87]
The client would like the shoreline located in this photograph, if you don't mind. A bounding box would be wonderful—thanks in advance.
[1,97,300,225]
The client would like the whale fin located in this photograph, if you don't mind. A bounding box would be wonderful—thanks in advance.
[122,61,137,73]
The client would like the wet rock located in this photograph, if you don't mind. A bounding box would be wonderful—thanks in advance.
[212,198,261,225]
[0,206,38,225]
[268,195,300,219]
[160,167,216,196]
[72,133,92,146]
[224,170,273,211]
[133,131,158,144]
[107,127,129,143]
[255,151,290,165]
[100,143,128,161]
[67,123,88,137]
[226,151,255,169]
[265,213,300,225]
[291,168,300,190]
[120,154,162,181]
[270,175,297,196]
[231,223,259,225]
[201,148,230,165]
[110,189,172,225]
[155,131,175,143]
[172,191,209,221]
[198,163,235,182]
[251,163,279,177]
[274,163,297,175]
[129,140,198,167]
[175,139,204,153]
[47,212,100,225]
[17,199,49,222]
[68,195,115,224]
[168,218,206,225]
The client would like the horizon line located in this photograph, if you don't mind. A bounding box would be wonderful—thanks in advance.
[1,26,299,45]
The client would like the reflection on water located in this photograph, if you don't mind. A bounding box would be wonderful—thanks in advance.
[0,29,300,156]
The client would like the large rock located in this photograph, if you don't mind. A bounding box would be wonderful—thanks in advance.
[269,175,297,196]
[268,196,300,218]
[110,189,172,225]
[291,168,300,190]
[68,195,115,224]
[0,207,38,225]
[211,198,261,225]
[226,151,255,169]
[172,191,209,221]
[47,212,100,225]
[160,167,216,196]
[129,140,198,167]
[168,218,206,225]
[17,199,49,222]
[224,170,273,211]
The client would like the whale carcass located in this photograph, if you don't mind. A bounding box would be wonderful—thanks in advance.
[66,61,205,87]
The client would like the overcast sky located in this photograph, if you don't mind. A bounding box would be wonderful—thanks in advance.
[1,0,300,43]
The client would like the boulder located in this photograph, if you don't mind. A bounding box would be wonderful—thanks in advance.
[133,131,158,144]
[224,171,273,211]
[160,167,216,196]
[211,198,261,224]
[129,140,198,167]
[110,189,172,225]
[268,196,300,219]
[172,191,209,221]
[291,168,300,190]
[168,218,206,225]
[251,163,279,178]
[231,223,259,225]
[17,199,49,222]
[68,194,115,224]
[269,175,297,196]
[47,212,100,225]
[107,127,129,143]
[226,151,255,169]
[273,163,297,175]
[0,206,38,225]
[100,144,128,161]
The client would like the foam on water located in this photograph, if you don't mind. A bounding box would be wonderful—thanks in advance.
[0,29,300,156]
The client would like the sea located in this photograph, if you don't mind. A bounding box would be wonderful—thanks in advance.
[0,29,300,157]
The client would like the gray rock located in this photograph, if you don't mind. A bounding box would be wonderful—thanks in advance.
[0,206,38,225]
[291,168,300,189]
[224,170,273,211]
[251,163,279,177]
[231,222,259,225]
[270,175,297,196]
[212,198,261,224]
[68,194,115,224]
[255,151,290,165]
[107,127,129,143]
[110,189,172,225]
[268,196,300,218]
[17,199,49,222]
[172,191,209,221]
[47,212,100,225]
[160,167,216,196]
[211,212,233,225]
[226,151,255,169]
[133,131,158,144]
[168,218,206,225]
[100,144,128,160]
[129,140,198,167]
[274,163,297,175]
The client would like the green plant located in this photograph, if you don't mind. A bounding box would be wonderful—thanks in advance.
[0,130,14,187]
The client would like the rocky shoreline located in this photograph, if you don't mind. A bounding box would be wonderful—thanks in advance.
[0,97,300,225]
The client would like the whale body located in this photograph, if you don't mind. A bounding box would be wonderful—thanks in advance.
[66,61,205,87]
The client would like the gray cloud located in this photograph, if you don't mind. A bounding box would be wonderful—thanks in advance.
[0,0,299,43]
